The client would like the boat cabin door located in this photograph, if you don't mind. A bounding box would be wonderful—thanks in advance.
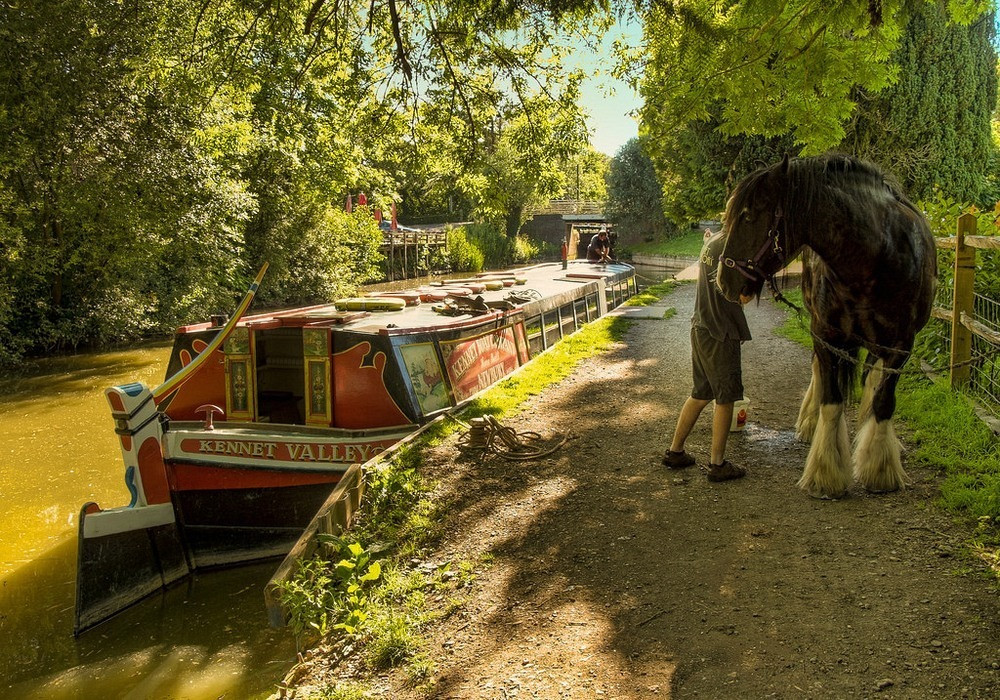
[302,326,333,426]
[223,327,256,421]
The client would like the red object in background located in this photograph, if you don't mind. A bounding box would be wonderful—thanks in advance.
[345,194,353,213]
[390,201,398,231]
[358,192,368,206]
[374,208,383,223]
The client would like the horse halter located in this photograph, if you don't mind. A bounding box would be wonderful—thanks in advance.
[720,208,786,284]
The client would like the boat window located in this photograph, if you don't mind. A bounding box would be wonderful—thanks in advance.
[525,315,544,356]
[560,303,575,335]
[574,297,587,326]
[587,293,599,320]
[544,312,561,347]
[255,328,306,424]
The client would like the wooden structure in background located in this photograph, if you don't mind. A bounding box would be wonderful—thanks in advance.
[931,212,1000,389]
[382,229,449,281]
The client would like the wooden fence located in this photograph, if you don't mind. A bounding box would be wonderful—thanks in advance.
[932,212,1000,392]
[381,229,449,281]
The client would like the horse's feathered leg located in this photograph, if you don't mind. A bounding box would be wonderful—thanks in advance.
[854,355,907,493]
[795,355,821,441]
[798,346,854,499]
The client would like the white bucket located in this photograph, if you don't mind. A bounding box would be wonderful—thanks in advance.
[730,398,751,432]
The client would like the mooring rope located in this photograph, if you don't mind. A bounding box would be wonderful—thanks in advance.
[457,415,569,461]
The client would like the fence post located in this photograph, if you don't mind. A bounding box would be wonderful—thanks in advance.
[950,213,977,388]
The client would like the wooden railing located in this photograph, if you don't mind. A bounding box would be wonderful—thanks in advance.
[932,212,1000,389]
[527,199,604,216]
[381,229,449,281]
[381,230,449,247]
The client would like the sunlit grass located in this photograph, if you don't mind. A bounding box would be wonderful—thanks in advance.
[460,315,632,421]
[626,230,705,257]
[625,281,676,307]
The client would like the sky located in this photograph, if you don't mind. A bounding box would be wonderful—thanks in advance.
[574,18,644,157]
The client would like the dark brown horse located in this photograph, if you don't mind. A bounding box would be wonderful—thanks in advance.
[717,154,936,498]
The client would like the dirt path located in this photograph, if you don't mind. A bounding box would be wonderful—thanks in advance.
[313,282,1000,698]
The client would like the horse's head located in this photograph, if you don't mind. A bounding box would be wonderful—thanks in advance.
[717,155,791,303]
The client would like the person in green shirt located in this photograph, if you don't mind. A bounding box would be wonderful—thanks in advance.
[663,229,752,482]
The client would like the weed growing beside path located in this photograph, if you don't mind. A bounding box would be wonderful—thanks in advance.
[775,289,1000,577]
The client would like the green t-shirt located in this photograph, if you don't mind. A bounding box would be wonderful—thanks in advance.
[692,232,752,342]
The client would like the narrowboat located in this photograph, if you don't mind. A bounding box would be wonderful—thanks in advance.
[75,260,636,633]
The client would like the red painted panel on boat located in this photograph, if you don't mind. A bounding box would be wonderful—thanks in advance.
[333,342,410,428]
[162,349,228,420]
[168,462,342,491]
[138,437,171,504]
[120,434,132,452]
[107,392,125,412]
[441,325,521,402]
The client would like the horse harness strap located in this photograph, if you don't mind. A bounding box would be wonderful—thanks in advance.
[720,209,785,284]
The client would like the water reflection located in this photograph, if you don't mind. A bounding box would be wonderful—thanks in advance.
[0,342,295,698]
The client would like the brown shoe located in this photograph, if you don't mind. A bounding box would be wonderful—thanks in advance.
[663,450,696,469]
[707,460,746,482]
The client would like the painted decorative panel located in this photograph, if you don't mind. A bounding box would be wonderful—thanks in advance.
[305,358,332,424]
[400,342,451,414]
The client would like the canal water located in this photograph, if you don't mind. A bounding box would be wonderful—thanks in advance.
[0,343,296,699]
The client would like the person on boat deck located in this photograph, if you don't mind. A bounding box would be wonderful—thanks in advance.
[663,228,752,482]
[587,227,612,263]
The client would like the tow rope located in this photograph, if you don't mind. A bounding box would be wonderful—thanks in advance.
[457,415,568,461]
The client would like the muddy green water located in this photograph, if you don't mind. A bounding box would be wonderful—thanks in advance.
[0,343,296,699]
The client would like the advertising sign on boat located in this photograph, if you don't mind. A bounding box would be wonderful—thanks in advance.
[440,324,522,402]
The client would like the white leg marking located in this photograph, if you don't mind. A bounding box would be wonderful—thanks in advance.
[795,356,821,442]
[854,416,906,493]
[857,359,883,424]
[798,403,852,499]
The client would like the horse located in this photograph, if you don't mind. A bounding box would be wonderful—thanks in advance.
[716,154,937,499]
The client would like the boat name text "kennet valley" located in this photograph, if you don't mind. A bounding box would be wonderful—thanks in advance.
[196,440,381,462]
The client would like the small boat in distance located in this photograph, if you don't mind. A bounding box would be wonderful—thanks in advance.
[75,260,636,634]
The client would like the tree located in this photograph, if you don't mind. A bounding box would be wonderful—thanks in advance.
[556,146,610,202]
[843,5,997,204]
[605,137,670,244]
[635,1,997,222]
[635,1,990,159]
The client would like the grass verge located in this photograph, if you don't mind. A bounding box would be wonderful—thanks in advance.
[625,281,676,307]
[774,289,1000,576]
[626,230,705,258]
[274,308,646,697]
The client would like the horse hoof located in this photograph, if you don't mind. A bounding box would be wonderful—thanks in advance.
[799,483,847,500]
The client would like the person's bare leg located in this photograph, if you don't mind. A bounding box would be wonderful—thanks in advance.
[670,397,711,453]
[710,401,734,465]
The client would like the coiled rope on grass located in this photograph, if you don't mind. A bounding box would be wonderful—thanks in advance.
[456,415,568,461]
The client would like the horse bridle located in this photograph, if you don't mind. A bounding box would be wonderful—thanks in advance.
[719,207,786,284]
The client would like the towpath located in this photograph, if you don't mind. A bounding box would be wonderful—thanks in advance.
[299,280,1000,698]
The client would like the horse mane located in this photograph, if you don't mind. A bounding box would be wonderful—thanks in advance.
[726,153,917,242]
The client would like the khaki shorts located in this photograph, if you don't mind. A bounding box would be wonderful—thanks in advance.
[690,326,744,404]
